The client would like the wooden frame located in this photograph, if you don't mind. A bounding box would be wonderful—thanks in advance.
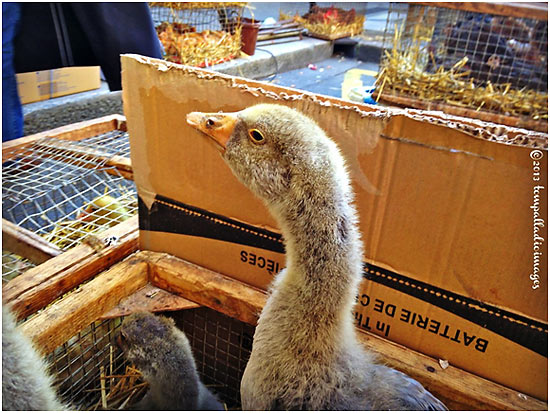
[2,218,62,265]
[3,238,547,410]
[2,114,135,289]
[374,92,549,133]
[2,114,132,180]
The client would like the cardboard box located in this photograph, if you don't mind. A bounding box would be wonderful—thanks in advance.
[121,54,548,400]
[16,66,101,104]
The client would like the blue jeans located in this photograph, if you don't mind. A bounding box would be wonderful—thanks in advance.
[2,3,23,142]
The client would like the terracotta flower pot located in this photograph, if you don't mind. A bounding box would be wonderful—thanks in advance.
[241,20,261,55]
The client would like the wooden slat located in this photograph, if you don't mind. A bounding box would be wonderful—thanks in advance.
[106,155,133,180]
[375,92,548,133]
[144,251,267,326]
[2,218,62,264]
[144,251,547,411]
[355,330,545,411]
[2,216,139,321]
[2,114,126,163]
[100,283,200,319]
[30,139,133,180]
[414,2,548,20]
[20,253,148,355]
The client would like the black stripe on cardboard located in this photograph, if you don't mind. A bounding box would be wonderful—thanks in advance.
[139,195,285,254]
[139,195,548,357]
[362,263,547,357]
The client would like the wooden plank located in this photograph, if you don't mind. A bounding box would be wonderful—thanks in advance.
[413,2,548,20]
[306,31,355,41]
[20,253,148,355]
[2,114,127,163]
[355,330,546,411]
[2,218,62,264]
[30,139,133,180]
[100,283,200,319]
[106,155,133,180]
[375,92,548,133]
[144,251,547,411]
[144,251,267,326]
[2,216,139,321]
[257,30,303,41]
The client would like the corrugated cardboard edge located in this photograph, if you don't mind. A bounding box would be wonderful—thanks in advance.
[122,54,548,149]
[121,53,548,319]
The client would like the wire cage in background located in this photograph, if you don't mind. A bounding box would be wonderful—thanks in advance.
[375,3,548,131]
[280,2,366,40]
[2,127,136,283]
[45,307,254,410]
[149,2,246,67]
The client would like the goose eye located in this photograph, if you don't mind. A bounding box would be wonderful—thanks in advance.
[248,129,265,145]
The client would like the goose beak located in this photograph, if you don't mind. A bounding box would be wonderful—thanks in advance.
[186,111,238,151]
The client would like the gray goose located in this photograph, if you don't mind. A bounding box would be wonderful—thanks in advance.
[118,311,224,410]
[2,304,67,410]
[187,104,447,411]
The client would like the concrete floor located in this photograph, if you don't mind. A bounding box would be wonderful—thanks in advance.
[262,54,379,100]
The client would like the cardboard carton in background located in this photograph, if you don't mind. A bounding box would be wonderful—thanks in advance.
[16,66,100,104]
[121,54,548,401]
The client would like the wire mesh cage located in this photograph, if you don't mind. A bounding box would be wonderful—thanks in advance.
[2,128,135,281]
[46,307,254,410]
[1,251,36,284]
[375,3,548,130]
[149,2,246,67]
[280,2,366,40]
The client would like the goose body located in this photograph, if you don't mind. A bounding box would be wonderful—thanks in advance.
[187,104,447,410]
[118,312,223,410]
[2,305,67,410]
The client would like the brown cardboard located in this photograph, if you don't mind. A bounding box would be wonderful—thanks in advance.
[121,54,548,400]
[16,66,100,104]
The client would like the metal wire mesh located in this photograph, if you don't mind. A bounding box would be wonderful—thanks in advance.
[2,129,135,268]
[2,251,36,284]
[46,307,254,409]
[377,3,548,122]
[47,317,127,409]
[149,3,245,67]
[174,307,254,408]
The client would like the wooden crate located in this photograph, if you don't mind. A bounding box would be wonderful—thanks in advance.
[3,242,547,410]
[2,117,547,410]
[2,115,134,283]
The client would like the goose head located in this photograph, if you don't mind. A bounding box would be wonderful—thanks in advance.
[117,312,175,368]
[186,104,347,211]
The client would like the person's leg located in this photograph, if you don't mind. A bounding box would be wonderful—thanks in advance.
[2,3,23,142]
